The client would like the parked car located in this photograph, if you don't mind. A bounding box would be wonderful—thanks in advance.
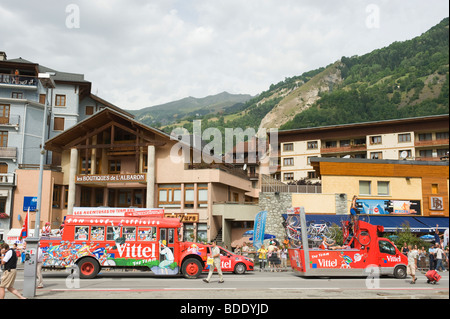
[203,245,254,274]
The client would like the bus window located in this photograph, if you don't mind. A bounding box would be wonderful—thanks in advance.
[107,225,121,241]
[91,226,105,241]
[160,228,167,243]
[75,226,89,240]
[124,227,136,241]
[138,227,156,241]
[168,228,175,244]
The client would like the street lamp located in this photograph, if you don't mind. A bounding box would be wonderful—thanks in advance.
[23,72,55,298]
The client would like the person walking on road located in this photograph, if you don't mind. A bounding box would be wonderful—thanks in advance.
[0,243,26,299]
[435,243,446,272]
[407,244,418,284]
[203,240,224,283]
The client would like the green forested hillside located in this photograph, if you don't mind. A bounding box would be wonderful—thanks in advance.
[281,17,449,130]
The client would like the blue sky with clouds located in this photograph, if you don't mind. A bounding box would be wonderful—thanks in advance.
[1,0,448,110]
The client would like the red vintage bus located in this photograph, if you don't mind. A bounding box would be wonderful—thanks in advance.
[39,208,216,279]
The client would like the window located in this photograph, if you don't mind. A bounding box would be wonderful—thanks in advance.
[85,106,94,115]
[308,171,317,179]
[108,160,121,174]
[370,152,382,159]
[437,149,449,157]
[0,104,10,125]
[74,226,89,240]
[377,181,390,196]
[432,184,439,194]
[107,226,121,241]
[11,92,23,99]
[123,227,136,241]
[340,140,350,147]
[54,117,65,131]
[418,133,432,141]
[283,143,293,152]
[138,227,157,241]
[359,181,371,195]
[399,150,412,159]
[284,172,294,181]
[159,184,182,208]
[436,132,449,140]
[52,185,62,208]
[80,187,91,206]
[91,226,105,241]
[379,240,396,255]
[398,133,411,143]
[39,94,46,104]
[419,150,433,158]
[324,141,337,148]
[283,158,294,166]
[55,94,66,106]
[198,184,208,208]
[0,131,7,147]
[370,136,382,145]
[307,141,318,149]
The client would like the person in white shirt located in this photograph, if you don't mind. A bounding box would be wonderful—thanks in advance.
[203,240,224,283]
[435,243,446,272]
[407,244,418,284]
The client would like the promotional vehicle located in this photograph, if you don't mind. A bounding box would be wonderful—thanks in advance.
[287,210,408,279]
[203,245,254,274]
[39,207,233,279]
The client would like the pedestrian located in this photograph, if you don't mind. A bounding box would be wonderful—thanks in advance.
[428,244,436,270]
[0,243,27,299]
[435,243,446,272]
[257,245,267,271]
[418,246,427,270]
[267,241,277,272]
[203,240,224,283]
[280,245,288,271]
[401,242,409,256]
[241,242,249,258]
[42,222,51,237]
[406,244,418,284]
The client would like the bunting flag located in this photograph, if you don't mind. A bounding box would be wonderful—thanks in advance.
[19,208,29,241]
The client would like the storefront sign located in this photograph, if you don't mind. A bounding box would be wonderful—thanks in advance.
[430,197,444,211]
[165,213,199,223]
[73,207,164,217]
[75,173,146,183]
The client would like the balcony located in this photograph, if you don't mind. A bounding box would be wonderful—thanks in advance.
[0,73,38,89]
[0,173,15,186]
[321,143,366,154]
[0,115,20,128]
[415,138,449,148]
[0,147,17,160]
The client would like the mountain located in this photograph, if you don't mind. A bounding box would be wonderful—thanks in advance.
[132,17,449,135]
[130,91,253,127]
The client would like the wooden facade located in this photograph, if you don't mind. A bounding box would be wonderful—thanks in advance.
[311,158,449,217]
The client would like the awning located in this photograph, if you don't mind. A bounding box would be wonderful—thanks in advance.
[368,216,430,232]
[413,217,449,232]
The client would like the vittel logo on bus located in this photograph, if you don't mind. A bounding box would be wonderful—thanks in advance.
[116,243,156,258]
[386,255,402,262]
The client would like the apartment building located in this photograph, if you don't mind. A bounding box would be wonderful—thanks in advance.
[0,51,132,237]
[277,115,449,183]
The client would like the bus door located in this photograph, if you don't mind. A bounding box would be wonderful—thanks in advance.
[159,228,176,264]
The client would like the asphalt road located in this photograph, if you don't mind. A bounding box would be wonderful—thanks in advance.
[6,267,449,300]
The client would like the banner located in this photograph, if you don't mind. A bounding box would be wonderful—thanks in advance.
[253,211,267,249]
[356,199,421,215]
[19,209,29,240]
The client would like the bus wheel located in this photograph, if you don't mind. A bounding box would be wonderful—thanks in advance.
[77,257,100,279]
[394,265,407,279]
[234,263,246,275]
[182,258,202,279]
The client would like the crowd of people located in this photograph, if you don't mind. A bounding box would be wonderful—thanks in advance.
[233,241,290,272]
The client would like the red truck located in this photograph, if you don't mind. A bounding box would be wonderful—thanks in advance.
[288,214,408,279]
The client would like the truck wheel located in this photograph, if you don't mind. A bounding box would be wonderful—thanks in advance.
[77,257,100,279]
[234,263,246,275]
[182,258,202,279]
[394,265,407,279]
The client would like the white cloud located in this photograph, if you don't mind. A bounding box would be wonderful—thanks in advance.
[0,0,448,110]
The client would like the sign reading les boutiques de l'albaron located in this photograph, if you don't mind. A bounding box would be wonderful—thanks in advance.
[75,173,146,183]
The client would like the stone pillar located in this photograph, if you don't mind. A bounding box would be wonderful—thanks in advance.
[67,148,78,214]
[146,145,155,208]
[259,192,292,243]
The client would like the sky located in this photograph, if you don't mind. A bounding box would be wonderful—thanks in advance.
[1,0,448,110]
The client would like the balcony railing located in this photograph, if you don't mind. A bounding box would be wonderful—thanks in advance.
[0,73,38,87]
[321,144,366,154]
[0,147,17,159]
[415,138,449,147]
[0,173,15,185]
